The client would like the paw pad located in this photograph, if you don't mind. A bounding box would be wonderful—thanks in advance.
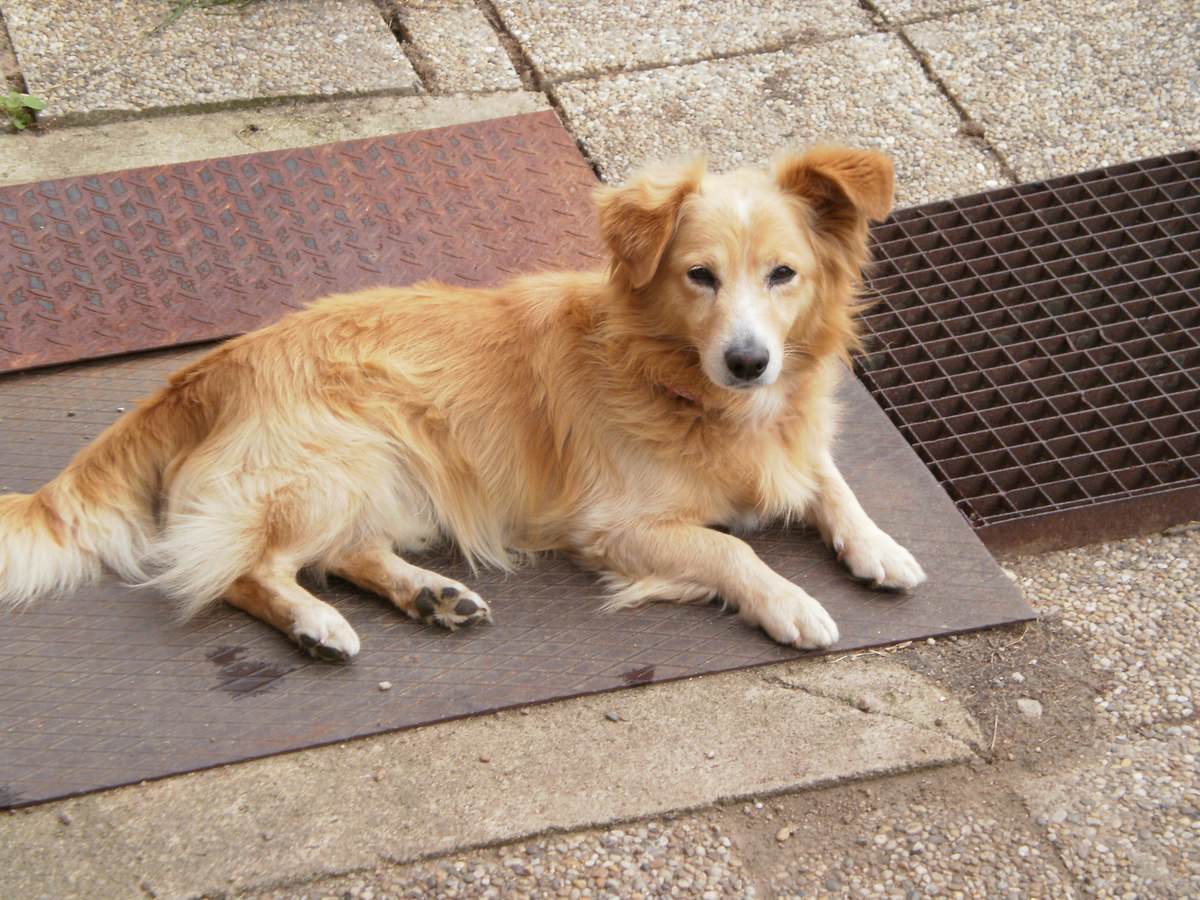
[298,633,352,663]
[412,585,490,629]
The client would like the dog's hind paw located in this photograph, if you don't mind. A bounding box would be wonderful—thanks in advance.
[293,606,361,663]
[412,584,492,630]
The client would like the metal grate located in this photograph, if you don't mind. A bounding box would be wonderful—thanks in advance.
[859,150,1200,552]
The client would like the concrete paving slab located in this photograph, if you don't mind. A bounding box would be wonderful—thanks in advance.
[870,0,1003,23]
[492,0,873,81]
[3,0,419,124]
[0,661,977,900]
[906,0,1200,181]
[554,33,1007,204]
[374,0,523,93]
[0,92,549,186]
[771,656,986,750]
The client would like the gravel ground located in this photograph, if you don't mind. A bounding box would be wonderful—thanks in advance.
[869,0,985,23]
[1005,527,1198,730]
[1003,526,1200,899]
[769,800,1076,899]
[238,821,756,900]
[1020,725,1200,898]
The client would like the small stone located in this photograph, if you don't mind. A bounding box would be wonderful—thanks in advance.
[378,681,392,691]
[57,811,72,826]
[1016,698,1043,718]
[605,712,622,722]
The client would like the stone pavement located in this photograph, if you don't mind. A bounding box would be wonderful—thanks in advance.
[0,1,1196,898]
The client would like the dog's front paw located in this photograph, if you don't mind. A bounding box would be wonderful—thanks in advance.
[412,584,492,630]
[839,527,926,591]
[750,587,840,650]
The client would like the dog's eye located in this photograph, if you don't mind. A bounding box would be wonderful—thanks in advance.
[687,266,718,288]
[769,265,796,286]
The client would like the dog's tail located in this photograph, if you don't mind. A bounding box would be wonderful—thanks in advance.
[0,386,198,607]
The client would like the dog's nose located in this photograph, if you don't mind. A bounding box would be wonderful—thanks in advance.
[724,342,770,382]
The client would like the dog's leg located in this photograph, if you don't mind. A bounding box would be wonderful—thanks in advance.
[225,563,361,663]
[584,525,839,649]
[809,454,926,590]
[327,542,491,630]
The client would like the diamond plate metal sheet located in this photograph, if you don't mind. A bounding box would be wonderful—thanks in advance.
[0,350,1028,808]
[0,111,602,373]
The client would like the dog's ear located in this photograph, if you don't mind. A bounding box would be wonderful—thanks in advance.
[774,146,894,241]
[595,159,706,289]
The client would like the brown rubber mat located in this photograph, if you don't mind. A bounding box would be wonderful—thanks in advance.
[0,349,1027,808]
[0,110,602,373]
[860,150,1199,552]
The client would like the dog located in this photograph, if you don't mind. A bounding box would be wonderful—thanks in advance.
[0,145,925,661]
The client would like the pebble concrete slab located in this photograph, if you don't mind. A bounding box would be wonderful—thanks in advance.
[4,0,418,123]
[554,32,1006,203]
[492,0,872,81]
[905,0,1200,181]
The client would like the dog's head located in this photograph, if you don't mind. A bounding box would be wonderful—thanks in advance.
[596,147,893,396]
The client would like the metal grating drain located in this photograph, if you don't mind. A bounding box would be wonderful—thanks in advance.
[859,150,1199,552]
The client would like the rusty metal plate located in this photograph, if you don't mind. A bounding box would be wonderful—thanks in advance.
[0,111,602,373]
[0,350,1029,808]
[860,150,1200,553]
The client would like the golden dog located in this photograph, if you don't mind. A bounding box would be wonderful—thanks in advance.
[0,146,925,660]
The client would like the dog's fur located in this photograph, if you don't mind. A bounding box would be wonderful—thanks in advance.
[0,146,924,660]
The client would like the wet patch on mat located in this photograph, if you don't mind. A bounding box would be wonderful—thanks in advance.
[0,349,1028,808]
[859,150,1199,552]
